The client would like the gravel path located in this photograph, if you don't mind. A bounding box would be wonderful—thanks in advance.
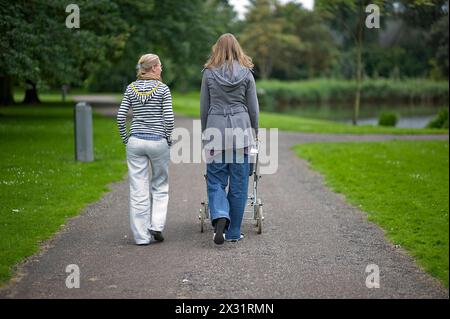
[1,104,448,299]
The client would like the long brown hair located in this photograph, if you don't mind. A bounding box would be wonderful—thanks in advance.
[136,54,162,81]
[204,33,254,69]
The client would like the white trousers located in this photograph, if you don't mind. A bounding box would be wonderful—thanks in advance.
[126,136,170,244]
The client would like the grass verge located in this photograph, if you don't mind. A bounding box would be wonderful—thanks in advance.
[0,104,127,285]
[294,140,449,287]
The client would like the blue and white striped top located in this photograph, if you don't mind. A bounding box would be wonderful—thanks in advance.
[117,80,174,145]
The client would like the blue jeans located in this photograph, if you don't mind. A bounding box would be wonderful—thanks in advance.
[207,149,250,240]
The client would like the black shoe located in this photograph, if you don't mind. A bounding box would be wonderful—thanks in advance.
[136,242,150,246]
[213,218,226,245]
[150,230,164,242]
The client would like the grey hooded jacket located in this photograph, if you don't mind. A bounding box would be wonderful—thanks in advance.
[200,61,259,150]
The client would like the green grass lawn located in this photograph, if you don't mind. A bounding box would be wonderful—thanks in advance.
[294,140,449,287]
[171,92,448,135]
[0,104,127,286]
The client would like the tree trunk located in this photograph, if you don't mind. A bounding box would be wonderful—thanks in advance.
[353,4,364,126]
[0,75,14,106]
[259,57,272,80]
[260,65,269,80]
[353,42,362,125]
[23,80,41,104]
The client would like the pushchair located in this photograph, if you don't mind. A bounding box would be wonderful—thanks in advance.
[198,143,264,234]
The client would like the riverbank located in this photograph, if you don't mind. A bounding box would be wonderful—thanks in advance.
[257,79,449,112]
[172,92,448,135]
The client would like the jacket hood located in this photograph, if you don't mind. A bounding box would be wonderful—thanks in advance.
[128,80,161,105]
[210,61,250,92]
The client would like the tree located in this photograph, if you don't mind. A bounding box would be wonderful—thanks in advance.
[0,0,129,105]
[393,0,448,29]
[276,2,338,79]
[240,0,303,79]
[317,0,387,125]
[151,0,236,89]
[88,0,237,92]
[392,0,449,79]
[428,14,449,79]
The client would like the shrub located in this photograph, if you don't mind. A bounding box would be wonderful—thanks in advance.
[427,108,449,129]
[378,112,399,127]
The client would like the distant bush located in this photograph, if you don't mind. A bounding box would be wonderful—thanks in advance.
[256,79,449,112]
[427,108,449,129]
[378,112,399,127]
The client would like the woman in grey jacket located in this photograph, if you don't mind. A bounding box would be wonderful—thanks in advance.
[200,33,259,245]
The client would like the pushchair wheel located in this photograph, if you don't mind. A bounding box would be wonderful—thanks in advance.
[249,163,254,176]
[199,202,209,233]
[256,199,263,234]
[199,207,205,233]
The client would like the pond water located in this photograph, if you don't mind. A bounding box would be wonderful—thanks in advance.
[282,103,447,129]
[342,115,436,128]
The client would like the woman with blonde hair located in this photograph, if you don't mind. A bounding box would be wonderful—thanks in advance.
[117,54,174,245]
[200,33,259,245]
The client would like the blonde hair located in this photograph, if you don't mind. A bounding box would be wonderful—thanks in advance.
[136,54,162,81]
[204,33,254,69]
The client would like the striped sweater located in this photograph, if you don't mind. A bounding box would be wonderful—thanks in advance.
[117,80,174,145]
